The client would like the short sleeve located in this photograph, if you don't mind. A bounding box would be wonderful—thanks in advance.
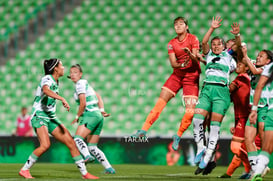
[191,35,200,49]
[262,62,273,77]
[41,75,52,87]
[167,42,174,54]
[76,80,86,95]
[230,58,237,73]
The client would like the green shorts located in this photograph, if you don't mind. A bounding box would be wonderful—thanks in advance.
[79,111,104,135]
[31,115,62,134]
[264,109,273,131]
[195,83,230,116]
[246,106,268,128]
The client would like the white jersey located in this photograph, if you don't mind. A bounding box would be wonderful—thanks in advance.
[262,62,273,109]
[31,75,59,119]
[204,50,236,85]
[74,79,99,112]
[249,65,267,107]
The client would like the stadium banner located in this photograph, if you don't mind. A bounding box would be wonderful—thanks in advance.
[0,136,272,168]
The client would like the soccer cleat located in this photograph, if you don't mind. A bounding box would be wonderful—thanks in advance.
[172,135,181,151]
[19,169,34,179]
[202,161,216,175]
[261,167,270,177]
[238,172,251,179]
[218,173,231,178]
[250,174,262,181]
[194,147,205,164]
[82,172,99,179]
[104,167,116,174]
[199,158,209,169]
[131,130,147,138]
[194,167,204,175]
[84,155,95,163]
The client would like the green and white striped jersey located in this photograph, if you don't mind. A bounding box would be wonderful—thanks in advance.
[31,75,59,119]
[204,50,236,85]
[249,66,267,107]
[74,79,99,112]
[261,62,273,109]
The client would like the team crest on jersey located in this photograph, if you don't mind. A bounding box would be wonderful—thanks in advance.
[168,44,173,50]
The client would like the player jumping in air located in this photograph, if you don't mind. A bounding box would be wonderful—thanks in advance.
[132,17,204,148]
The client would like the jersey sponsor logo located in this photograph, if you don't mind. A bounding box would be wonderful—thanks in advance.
[212,57,221,63]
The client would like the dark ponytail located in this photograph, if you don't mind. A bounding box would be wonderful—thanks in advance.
[44,58,60,75]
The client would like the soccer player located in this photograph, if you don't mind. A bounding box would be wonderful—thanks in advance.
[193,16,237,175]
[231,25,272,176]
[19,59,98,179]
[219,60,252,179]
[132,17,203,148]
[241,49,272,173]
[248,57,273,181]
[229,61,251,177]
[69,64,115,174]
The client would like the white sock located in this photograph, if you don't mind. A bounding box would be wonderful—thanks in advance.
[207,123,220,150]
[193,117,205,153]
[255,151,270,175]
[74,136,91,159]
[203,148,214,164]
[22,153,38,170]
[73,156,87,175]
[248,151,258,171]
[88,145,111,169]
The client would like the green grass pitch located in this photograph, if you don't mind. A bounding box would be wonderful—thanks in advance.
[0,163,272,180]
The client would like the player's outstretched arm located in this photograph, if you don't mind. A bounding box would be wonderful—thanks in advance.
[241,47,263,75]
[202,16,222,55]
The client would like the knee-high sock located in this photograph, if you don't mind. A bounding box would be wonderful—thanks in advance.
[88,143,111,169]
[248,151,258,171]
[254,151,270,175]
[193,114,205,153]
[141,98,167,131]
[226,155,241,176]
[74,135,91,159]
[22,152,38,170]
[73,155,87,175]
[177,108,194,137]
[207,121,221,150]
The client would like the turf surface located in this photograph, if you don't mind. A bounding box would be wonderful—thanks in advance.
[0,163,272,181]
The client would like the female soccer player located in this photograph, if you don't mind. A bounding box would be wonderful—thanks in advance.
[193,16,237,174]
[231,26,272,177]
[248,57,273,181]
[19,59,98,179]
[219,60,252,179]
[132,17,203,149]
[241,49,272,173]
[69,64,115,174]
